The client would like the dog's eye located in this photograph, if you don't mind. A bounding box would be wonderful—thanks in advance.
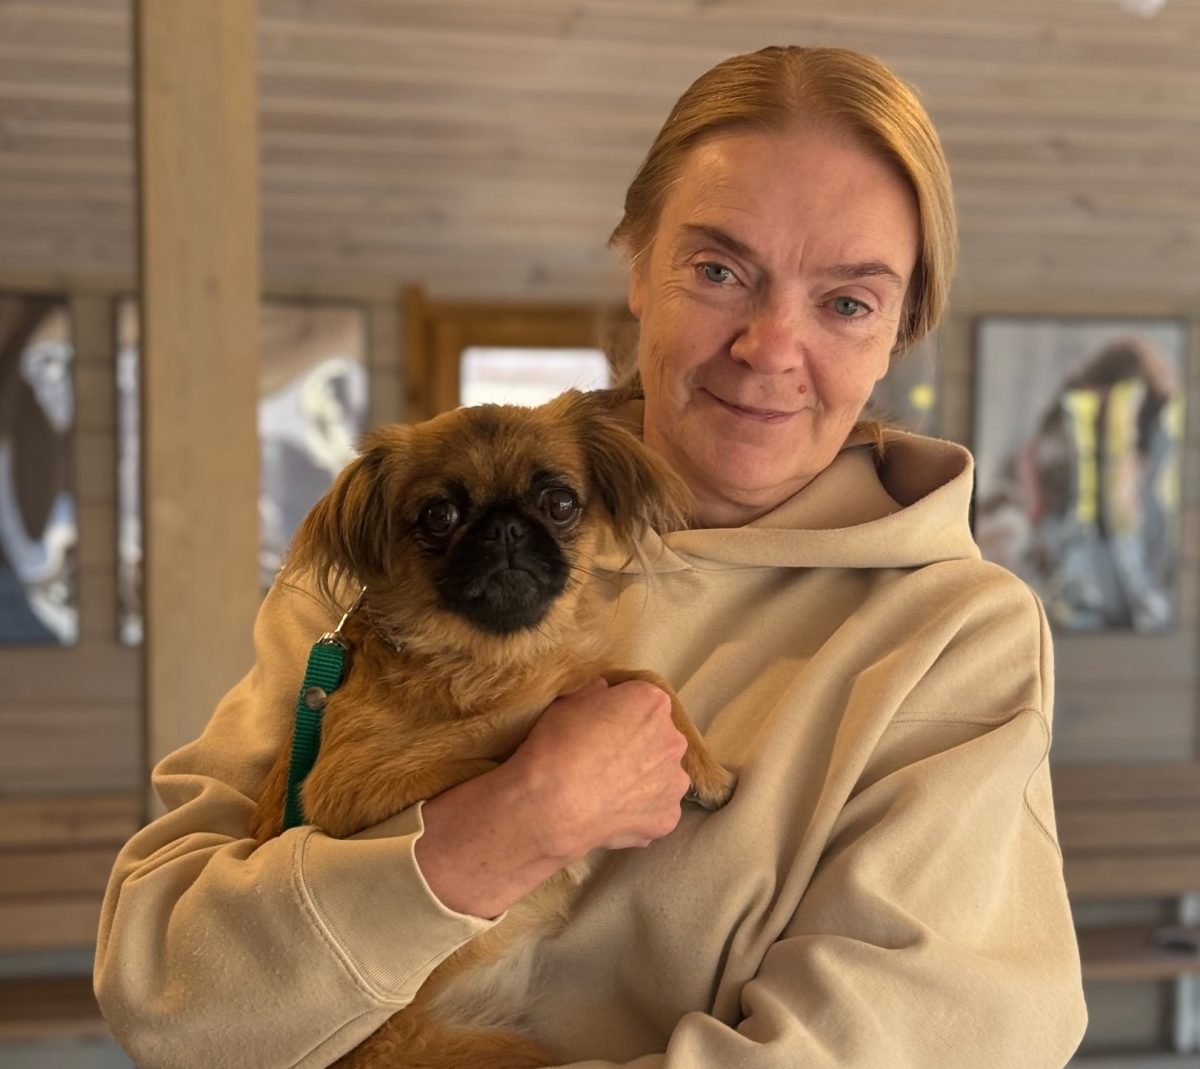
[542,488,580,525]
[420,499,460,536]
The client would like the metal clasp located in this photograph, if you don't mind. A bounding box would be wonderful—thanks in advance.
[318,586,366,649]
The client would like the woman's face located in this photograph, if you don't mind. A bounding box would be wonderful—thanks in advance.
[629,127,920,527]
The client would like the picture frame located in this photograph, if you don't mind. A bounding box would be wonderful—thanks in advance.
[115,298,370,644]
[0,294,78,645]
[972,315,1187,634]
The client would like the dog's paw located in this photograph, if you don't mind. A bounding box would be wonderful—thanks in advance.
[684,760,736,811]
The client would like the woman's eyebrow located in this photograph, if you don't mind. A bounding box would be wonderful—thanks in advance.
[681,225,904,288]
[821,261,904,287]
[680,223,757,261]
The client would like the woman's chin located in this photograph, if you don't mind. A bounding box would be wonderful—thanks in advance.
[685,448,818,517]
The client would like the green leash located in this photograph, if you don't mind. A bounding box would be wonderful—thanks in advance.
[283,587,365,831]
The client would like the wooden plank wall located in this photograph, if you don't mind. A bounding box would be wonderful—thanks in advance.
[5,0,1200,300]
[0,793,141,954]
[0,273,402,800]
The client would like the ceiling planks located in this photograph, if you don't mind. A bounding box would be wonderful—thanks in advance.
[0,0,1197,298]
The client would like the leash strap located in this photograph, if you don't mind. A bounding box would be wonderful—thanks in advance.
[283,640,346,830]
[282,587,365,832]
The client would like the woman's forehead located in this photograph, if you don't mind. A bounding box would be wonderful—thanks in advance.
[652,129,919,273]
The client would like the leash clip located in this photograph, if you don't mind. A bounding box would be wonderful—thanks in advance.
[318,586,366,648]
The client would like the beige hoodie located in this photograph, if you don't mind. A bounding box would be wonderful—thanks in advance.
[95,430,1087,1068]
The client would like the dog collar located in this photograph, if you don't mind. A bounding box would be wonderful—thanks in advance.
[282,586,365,831]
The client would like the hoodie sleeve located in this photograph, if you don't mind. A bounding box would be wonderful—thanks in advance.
[94,579,500,1069]
[554,586,1088,1069]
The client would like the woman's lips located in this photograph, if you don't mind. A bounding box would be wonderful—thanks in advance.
[703,389,796,423]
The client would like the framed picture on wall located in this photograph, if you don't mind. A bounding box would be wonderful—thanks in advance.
[0,294,78,645]
[115,298,369,644]
[972,315,1187,634]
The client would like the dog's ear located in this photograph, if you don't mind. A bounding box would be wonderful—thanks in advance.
[553,389,691,547]
[281,426,405,603]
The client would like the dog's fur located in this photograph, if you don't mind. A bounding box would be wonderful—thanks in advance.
[250,389,733,1069]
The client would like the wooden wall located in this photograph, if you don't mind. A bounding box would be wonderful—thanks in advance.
[0,277,403,798]
[4,0,1200,298]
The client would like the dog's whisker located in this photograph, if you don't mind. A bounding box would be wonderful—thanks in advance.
[569,561,620,586]
[532,620,579,657]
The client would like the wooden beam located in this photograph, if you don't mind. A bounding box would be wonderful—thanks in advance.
[134,0,261,772]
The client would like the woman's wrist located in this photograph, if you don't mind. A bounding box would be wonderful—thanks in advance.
[413,758,574,920]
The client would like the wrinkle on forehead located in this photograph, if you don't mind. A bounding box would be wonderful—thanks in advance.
[655,129,918,287]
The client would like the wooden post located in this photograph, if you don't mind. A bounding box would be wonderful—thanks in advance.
[135,1,261,773]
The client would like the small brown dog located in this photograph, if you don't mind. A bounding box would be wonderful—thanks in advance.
[251,389,733,1069]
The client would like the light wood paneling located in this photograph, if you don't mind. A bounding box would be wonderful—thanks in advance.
[0,705,140,794]
[1077,926,1200,982]
[1072,984,1185,1062]
[0,793,140,849]
[0,848,120,898]
[2,1,1199,296]
[0,792,140,957]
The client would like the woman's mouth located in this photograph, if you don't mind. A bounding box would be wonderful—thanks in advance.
[703,390,796,424]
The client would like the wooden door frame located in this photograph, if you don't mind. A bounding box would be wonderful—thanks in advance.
[403,285,634,420]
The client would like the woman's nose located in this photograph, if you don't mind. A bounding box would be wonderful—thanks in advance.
[728,295,810,375]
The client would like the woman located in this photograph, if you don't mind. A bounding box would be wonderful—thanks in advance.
[96,46,1087,1067]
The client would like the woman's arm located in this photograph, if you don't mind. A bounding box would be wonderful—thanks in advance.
[418,677,692,918]
[95,582,693,1069]
[94,581,499,1069]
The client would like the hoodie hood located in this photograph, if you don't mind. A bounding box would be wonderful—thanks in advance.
[594,424,980,574]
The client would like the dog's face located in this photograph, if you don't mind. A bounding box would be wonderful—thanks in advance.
[398,403,599,638]
[286,390,688,656]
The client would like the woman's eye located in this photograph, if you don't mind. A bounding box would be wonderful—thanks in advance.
[698,262,735,285]
[420,499,459,535]
[832,295,870,317]
[543,488,580,524]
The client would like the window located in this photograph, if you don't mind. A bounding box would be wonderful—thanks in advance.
[404,287,632,419]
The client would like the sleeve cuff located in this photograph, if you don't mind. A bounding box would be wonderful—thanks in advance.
[297,802,500,1002]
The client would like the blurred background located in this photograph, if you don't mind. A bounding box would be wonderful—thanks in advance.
[0,0,1198,1064]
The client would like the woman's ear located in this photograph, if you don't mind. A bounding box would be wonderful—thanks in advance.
[281,426,406,603]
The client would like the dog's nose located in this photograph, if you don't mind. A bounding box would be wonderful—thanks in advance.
[480,510,529,548]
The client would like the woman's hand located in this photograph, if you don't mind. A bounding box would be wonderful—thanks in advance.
[510,678,693,855]
[414,678,690,919]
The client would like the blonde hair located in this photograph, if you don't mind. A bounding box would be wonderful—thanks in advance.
[609,45,956,358]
